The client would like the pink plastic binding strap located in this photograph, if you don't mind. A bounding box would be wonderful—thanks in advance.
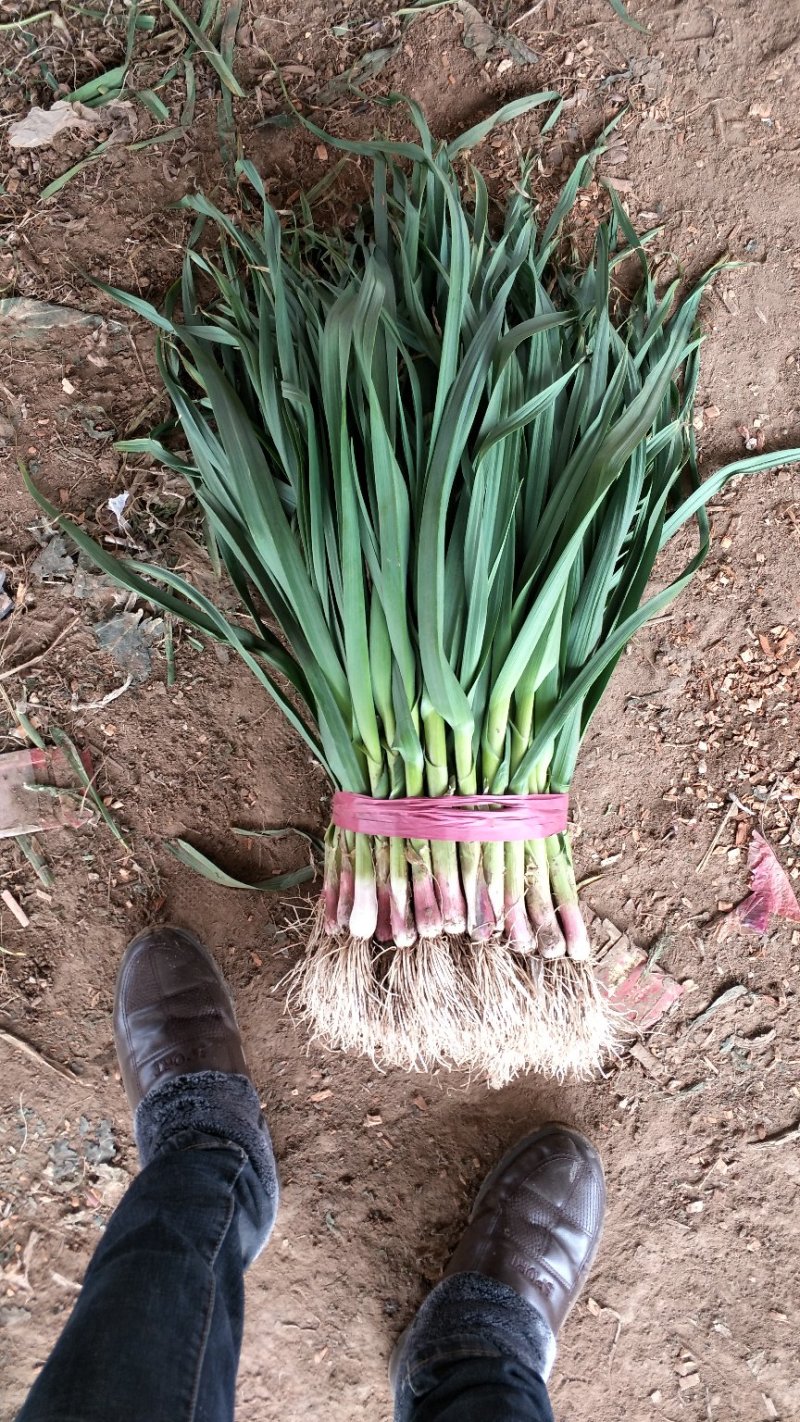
[331,791,568,843]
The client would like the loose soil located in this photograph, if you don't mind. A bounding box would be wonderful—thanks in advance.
[2,2,800,1420]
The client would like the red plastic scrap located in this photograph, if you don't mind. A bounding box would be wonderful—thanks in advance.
[736,831,800,934]
[0,745,94,839]
[596,936,684,1033]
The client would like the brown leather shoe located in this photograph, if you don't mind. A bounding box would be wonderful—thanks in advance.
[114,925,248,1111]
[444,1123,605,1339]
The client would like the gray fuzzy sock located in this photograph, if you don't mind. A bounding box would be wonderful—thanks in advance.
[134,1070,279,1205]
[397,1270,557,1384]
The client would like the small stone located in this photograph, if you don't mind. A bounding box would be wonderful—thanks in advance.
[675,1358,698,1377]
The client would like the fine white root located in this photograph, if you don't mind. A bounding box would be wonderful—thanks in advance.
[285,905,383,1059]
[541,959,621,1076]
[380,937,478,1071]
[287,915,618,1086]
[481,957,620,1085]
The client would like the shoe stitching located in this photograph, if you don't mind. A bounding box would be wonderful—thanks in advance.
[118,944,240,1102]
[515,1173,600,1239]
[491,1172,601,1296]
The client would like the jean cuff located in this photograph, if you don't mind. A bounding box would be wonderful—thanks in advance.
[395,1271,557,1400]
[134,1070,279,1210]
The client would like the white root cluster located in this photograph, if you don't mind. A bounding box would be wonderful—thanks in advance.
[287,901,619,1087]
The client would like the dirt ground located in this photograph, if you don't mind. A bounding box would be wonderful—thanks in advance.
[2,1,800,1419]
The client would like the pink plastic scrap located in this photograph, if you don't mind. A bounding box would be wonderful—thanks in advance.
[595,935,684,1033]
[736,831,800,934]
[0,746,94,839]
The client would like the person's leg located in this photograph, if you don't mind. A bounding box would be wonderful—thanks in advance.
[17,927,278,1422]
[392,1124,605,1422]
[393,1273,555,1422]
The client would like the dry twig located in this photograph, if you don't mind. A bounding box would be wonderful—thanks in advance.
[0,1024,80,1082]
[748,1120,800,1149]
[0,615,81,684]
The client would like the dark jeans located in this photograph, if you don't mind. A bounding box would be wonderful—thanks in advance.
[17,1075,555,1422]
